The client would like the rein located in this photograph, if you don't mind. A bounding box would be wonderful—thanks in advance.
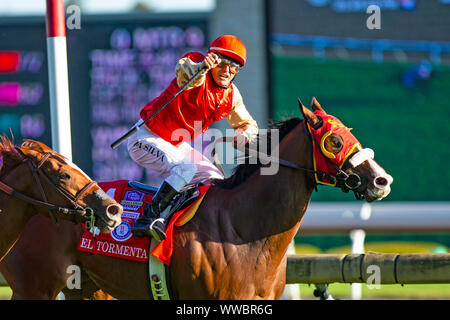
[0,149,96,226]
[212,120,370,199]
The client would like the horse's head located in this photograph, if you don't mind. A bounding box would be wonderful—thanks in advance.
[298,97,393,202]
[19,140,122,232]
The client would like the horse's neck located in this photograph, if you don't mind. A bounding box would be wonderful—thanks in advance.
[0,200,32,260]
[0,165,35,261]
[228,122,314,260]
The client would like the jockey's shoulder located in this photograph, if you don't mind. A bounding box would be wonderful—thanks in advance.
[181,52,205,63]
[231,82,241,93]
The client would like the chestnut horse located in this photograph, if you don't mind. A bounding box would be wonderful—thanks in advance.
[0,137,122,263]
[0,99,392,299]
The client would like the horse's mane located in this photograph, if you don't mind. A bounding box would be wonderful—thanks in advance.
[0,135,24,176]
[213,117,303,189]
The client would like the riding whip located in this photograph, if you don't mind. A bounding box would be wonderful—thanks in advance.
[110,65,208,149]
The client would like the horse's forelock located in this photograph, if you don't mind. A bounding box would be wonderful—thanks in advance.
[0,135,18,156]
[0,135,24,174]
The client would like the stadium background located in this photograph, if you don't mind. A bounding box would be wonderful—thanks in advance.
[266,1,450,264]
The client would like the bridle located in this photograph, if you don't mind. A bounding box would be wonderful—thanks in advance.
[303,119,368,199]
[212,119,374,200]
[0,148,97,228]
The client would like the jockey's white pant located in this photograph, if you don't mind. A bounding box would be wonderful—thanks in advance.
[127,121,224,192]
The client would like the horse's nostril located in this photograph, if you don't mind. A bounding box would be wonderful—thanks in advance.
[375,176,388,187]
[107,204,122,216]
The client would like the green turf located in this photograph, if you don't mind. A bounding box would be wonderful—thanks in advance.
[2,284,448,300]
[297,283,450,300]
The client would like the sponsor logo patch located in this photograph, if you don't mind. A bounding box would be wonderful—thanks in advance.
[121,190,145,211]
[111,211,140,242]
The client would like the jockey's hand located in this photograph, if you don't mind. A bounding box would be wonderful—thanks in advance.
[202,52,221,71]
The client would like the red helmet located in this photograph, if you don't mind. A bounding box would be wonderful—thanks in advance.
[209,35,247,67]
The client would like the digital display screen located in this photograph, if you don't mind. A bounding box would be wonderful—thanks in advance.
[0,47,47,142]
[0,15,208,183]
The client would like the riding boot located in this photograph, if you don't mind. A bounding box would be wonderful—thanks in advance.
[131,181,178,240]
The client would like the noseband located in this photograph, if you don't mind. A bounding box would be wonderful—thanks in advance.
[0,148,97,227]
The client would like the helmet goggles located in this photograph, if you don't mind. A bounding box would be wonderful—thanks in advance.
[215,53,243,74]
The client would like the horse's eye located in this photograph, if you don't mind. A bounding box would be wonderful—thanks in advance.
[59,173,71,180]
[325,134,344,154]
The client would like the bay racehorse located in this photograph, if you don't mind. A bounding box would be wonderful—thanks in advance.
[0,137,122,262]
[0,99,392,299]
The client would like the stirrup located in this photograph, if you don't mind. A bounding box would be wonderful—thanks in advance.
[149,218,167,242]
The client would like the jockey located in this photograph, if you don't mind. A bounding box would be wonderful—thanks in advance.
[128,35,259,240]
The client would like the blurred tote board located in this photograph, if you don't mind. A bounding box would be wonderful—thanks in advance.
[0,13,208,183]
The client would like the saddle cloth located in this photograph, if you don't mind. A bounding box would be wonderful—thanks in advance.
[77,180,210,266]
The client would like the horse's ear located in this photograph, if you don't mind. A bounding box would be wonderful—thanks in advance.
[298,98,321,127]
[311,96,325,112]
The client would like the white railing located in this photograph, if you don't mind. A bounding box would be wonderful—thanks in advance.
[299,202,450,234]
[289,201,450,299]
